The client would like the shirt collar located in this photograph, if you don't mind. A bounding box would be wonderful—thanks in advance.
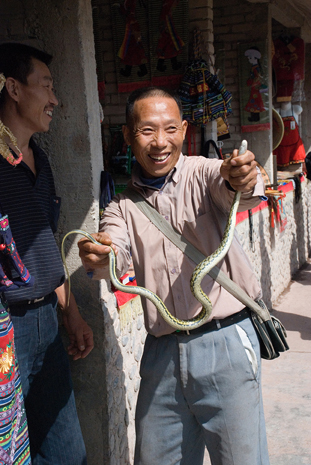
[29,138,48,173]
[132,153,185,190]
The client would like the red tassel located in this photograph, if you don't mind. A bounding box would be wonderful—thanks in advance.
[276,201,280,223]
[270,207,275,228]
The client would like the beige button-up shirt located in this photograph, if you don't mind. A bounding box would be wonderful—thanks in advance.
[100,154,265,337]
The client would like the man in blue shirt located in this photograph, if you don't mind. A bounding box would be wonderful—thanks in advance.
[0,42,93,465]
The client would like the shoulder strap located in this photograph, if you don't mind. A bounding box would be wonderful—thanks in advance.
[123,187,268,320]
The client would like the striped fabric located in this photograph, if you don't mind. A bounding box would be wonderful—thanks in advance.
[0,140,65,305]
[0,302,30,465]
[178,60,232,127]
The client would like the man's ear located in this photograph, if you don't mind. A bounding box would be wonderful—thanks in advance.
[182,119,188,140]
[122,124,131,146]
[5,77,19,103]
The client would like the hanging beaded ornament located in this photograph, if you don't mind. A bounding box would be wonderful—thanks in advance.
[0,73,23,166]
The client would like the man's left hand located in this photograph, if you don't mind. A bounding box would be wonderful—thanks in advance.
[56,283,94,360]
[220,148,258,192]
[62,303,94,360]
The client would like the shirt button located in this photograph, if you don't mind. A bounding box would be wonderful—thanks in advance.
[171,268,176,274]
[165,215,169,220]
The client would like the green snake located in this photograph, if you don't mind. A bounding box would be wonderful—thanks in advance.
[61,141,247,331]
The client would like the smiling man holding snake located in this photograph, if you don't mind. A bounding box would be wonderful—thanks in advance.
[78,86,270,465]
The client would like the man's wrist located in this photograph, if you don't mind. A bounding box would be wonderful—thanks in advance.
[225,180,235,192]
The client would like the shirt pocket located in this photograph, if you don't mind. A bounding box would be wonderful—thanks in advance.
[182,212,213,248]
[235,323,259,378]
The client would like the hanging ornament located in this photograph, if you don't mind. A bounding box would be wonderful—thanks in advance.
[0,73,23,166]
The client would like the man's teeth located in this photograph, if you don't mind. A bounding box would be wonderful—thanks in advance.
[45,110,52,117]
[150,154,169,161]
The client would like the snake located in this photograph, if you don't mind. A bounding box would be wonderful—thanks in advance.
[61,140,248,331]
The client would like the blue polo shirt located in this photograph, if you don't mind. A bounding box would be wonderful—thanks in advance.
[0,139,65,304]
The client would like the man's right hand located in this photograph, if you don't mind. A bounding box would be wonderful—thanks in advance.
[78,232,117,277]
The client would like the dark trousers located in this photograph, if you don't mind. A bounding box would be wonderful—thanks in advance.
[10,292,87,465]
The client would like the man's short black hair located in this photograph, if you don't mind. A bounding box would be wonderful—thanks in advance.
[125,86,183,125]
[0,42,53,106]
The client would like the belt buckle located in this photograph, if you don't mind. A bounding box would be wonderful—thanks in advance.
[29,296,45,304]
[175,329,191,336]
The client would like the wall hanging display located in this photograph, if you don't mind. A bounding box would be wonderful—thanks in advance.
[178,30,232,127]
[238,41,269,133]
[178,29,232,155]
[111,0,188,93]
[272,34,305,103]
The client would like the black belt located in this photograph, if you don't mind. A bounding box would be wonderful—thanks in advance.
[8,292,54,309]
[175,307,250,336]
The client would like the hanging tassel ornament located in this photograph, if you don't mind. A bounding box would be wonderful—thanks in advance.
[0,74,23,166]
[268,197,275,228]
[270,206,275,228]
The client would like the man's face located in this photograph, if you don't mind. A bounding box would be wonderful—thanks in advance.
[123,96,187,178]
[16,57,58,134]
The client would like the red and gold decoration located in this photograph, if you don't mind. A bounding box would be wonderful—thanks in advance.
[111,0,188,92]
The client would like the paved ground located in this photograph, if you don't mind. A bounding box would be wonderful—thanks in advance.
[204,259,311,465]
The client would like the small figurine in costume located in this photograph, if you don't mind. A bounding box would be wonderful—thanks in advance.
[272,35,305,102]
[244,47,267,122]
[274,102,306,168]
[117,0,148,78]
[156,0,184,72]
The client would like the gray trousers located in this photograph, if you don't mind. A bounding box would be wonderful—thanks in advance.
[134,316,270,465]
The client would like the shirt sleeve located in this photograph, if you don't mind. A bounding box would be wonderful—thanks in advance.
[204,159,265,213]
[99,195,132,279]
